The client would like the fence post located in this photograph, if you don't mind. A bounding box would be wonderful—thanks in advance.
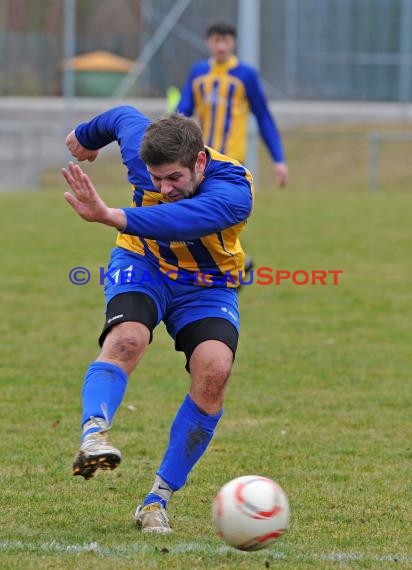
[238,0,261,182]
[368,133,380,191]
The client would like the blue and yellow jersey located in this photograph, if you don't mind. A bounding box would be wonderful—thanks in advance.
[177,56,285,164]
[74,106,254,288]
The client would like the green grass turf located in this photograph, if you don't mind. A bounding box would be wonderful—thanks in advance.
[0,129,411,569]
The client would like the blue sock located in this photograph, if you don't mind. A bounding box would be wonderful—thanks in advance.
[81,361,128,435]
[156,394,223,491]
[143,475,175,509]
[143,493,167,509]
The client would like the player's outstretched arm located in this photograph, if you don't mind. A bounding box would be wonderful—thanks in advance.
[65,130,99,162]
[62,162,126,230]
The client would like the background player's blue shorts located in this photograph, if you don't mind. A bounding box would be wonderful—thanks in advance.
[102,247,239,340]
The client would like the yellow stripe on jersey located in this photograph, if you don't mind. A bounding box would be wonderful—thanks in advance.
[116,192,200,274]
[206,146,255,191]
[200,221,246,273]
[116,198,145,254]
[192,56,250,162]
[169,241,198,267]
[116,191,164,256]
[212,76,231,154]
[115,149,254,287]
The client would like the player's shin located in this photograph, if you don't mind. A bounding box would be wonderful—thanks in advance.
[81,361,128,438]
[143,393,223,507]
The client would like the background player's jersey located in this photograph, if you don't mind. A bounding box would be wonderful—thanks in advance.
[177,56,284,164]
[74,106,254,287]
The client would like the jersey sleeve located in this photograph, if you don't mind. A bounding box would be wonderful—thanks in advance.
[121,177,253,241]
[74,106,153,187]
[244,68,285,163]
[176,67,196,116]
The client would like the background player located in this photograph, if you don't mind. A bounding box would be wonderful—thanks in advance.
[177,21,288,275]
[177,21,288,187]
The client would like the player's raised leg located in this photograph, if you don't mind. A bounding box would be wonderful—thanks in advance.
[73,320,150,479]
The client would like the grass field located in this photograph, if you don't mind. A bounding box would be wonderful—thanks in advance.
[1,129,411,569]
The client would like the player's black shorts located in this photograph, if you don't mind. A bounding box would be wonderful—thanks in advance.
[99,292,239,371]
[175,317,239,371]
[99,292,158,346]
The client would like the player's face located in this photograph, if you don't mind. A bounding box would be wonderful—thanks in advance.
[147,151,207,202]
[206,34,236,63]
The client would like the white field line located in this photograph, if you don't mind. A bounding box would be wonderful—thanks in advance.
[0,540,410,564]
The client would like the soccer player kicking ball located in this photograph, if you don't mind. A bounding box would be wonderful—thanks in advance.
[62,107,255,533]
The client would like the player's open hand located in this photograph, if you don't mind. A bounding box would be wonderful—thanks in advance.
[62,162,126,230]
[66,130,99,162]
[62,162,111,223]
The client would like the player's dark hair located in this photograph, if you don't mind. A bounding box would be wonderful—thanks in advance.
[206,21,237,38]
[140,114,204,170]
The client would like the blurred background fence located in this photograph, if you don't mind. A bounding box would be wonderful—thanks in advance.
[0,0,411,191]
[1,0,412,100]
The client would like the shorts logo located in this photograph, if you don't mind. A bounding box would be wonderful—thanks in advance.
[221,307,238,322]
[107,314,124,324]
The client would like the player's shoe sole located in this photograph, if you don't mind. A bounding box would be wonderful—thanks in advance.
[72,432,121,480]
[72,450,121,479]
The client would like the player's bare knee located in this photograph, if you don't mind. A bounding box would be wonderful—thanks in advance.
[112,334,142,360]
[206,357,232,385]
[190,340,233,375]
[191,358,232,412]
[204,374,230,404]
[100,323,149,370]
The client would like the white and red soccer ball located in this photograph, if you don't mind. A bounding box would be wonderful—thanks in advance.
[212,475,290,551]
